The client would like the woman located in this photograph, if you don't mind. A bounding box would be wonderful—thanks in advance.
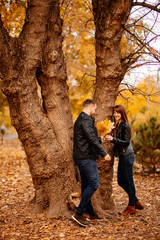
[105,104,144,215]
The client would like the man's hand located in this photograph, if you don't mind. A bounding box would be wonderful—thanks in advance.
[103,154,111,162]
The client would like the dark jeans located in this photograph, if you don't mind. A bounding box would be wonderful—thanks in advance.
[118,153,138,206]
[75,159,99,216]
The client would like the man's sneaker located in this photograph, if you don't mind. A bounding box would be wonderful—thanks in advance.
[72,213,89,227]
[87,213,103,221]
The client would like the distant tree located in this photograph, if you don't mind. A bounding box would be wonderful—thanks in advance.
[0,0,159,216]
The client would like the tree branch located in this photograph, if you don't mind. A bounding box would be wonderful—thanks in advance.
[65,18,93,61]
[123,26,160,64]
[132,1,160,12]
[118,83,160,104]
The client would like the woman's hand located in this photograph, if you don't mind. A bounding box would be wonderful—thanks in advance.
[101,135,106,143]
[105,135,113,141]
[101,154,111,162]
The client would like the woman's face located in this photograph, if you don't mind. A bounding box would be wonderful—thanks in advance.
[114,111,122,122]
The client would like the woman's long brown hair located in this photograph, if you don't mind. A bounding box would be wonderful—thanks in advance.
[113,104,131,138]
[113,104,129,124]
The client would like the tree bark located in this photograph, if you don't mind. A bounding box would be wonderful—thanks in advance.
[0,0,76,217]
[92,0,131,210]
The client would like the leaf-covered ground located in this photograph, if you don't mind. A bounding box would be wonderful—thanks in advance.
[0,139,160,240]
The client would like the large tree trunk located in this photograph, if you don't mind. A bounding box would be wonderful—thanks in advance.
[0,0,76,217]
[92,0,131,210]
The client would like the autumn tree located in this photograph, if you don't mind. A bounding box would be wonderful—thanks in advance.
[0,0,76,217]
[0,0,160,216]
[91,0,159,209]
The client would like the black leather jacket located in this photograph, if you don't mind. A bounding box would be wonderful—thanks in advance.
[73,112,107,160]
[111,121,134,156]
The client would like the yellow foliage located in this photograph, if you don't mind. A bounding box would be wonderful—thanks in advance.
[61,0,96,120]
[0,106,12,128]
[61,1,148,121]
[120,20,147,58]
[96,118,115,135]
[132,106,160,129]
[116,78,160,128]
[0,0,27,37]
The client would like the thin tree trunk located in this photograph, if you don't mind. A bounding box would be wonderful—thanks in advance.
[92,0,131,210]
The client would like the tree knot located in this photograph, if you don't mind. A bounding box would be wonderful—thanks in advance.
[48,51,58,62]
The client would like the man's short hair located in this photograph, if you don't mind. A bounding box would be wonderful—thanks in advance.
[83,99,96,108]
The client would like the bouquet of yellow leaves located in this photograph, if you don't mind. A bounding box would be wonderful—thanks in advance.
[96,118,115,135]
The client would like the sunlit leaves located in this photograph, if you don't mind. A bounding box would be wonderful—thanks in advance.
[68,75,95,120]
[121,19,149,64]
[97,118,114,135]
[61,0,96,119]
[116,78,160,125]
[0,0,27,37]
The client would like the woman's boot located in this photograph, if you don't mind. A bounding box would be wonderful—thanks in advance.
[135,200,144,210]
[119,205,136,215]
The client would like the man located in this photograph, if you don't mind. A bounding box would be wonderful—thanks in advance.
[72,99,111,227]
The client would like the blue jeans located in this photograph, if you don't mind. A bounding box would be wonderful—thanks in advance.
[118,153,138,206]
[75,159,99,216]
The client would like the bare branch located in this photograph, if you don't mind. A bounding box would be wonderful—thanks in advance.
[123,26,160,65]
[129,61,160,69]
[132,1,160,13]
[65,18,93,61]
[118,82,160,104]
[81,72,96,81]
[130,8,152,25]
[125,23,159,38]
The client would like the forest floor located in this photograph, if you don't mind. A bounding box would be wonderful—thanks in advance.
[0,139,160,240]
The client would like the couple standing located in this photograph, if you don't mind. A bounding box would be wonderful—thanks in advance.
[72,99,143,227]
